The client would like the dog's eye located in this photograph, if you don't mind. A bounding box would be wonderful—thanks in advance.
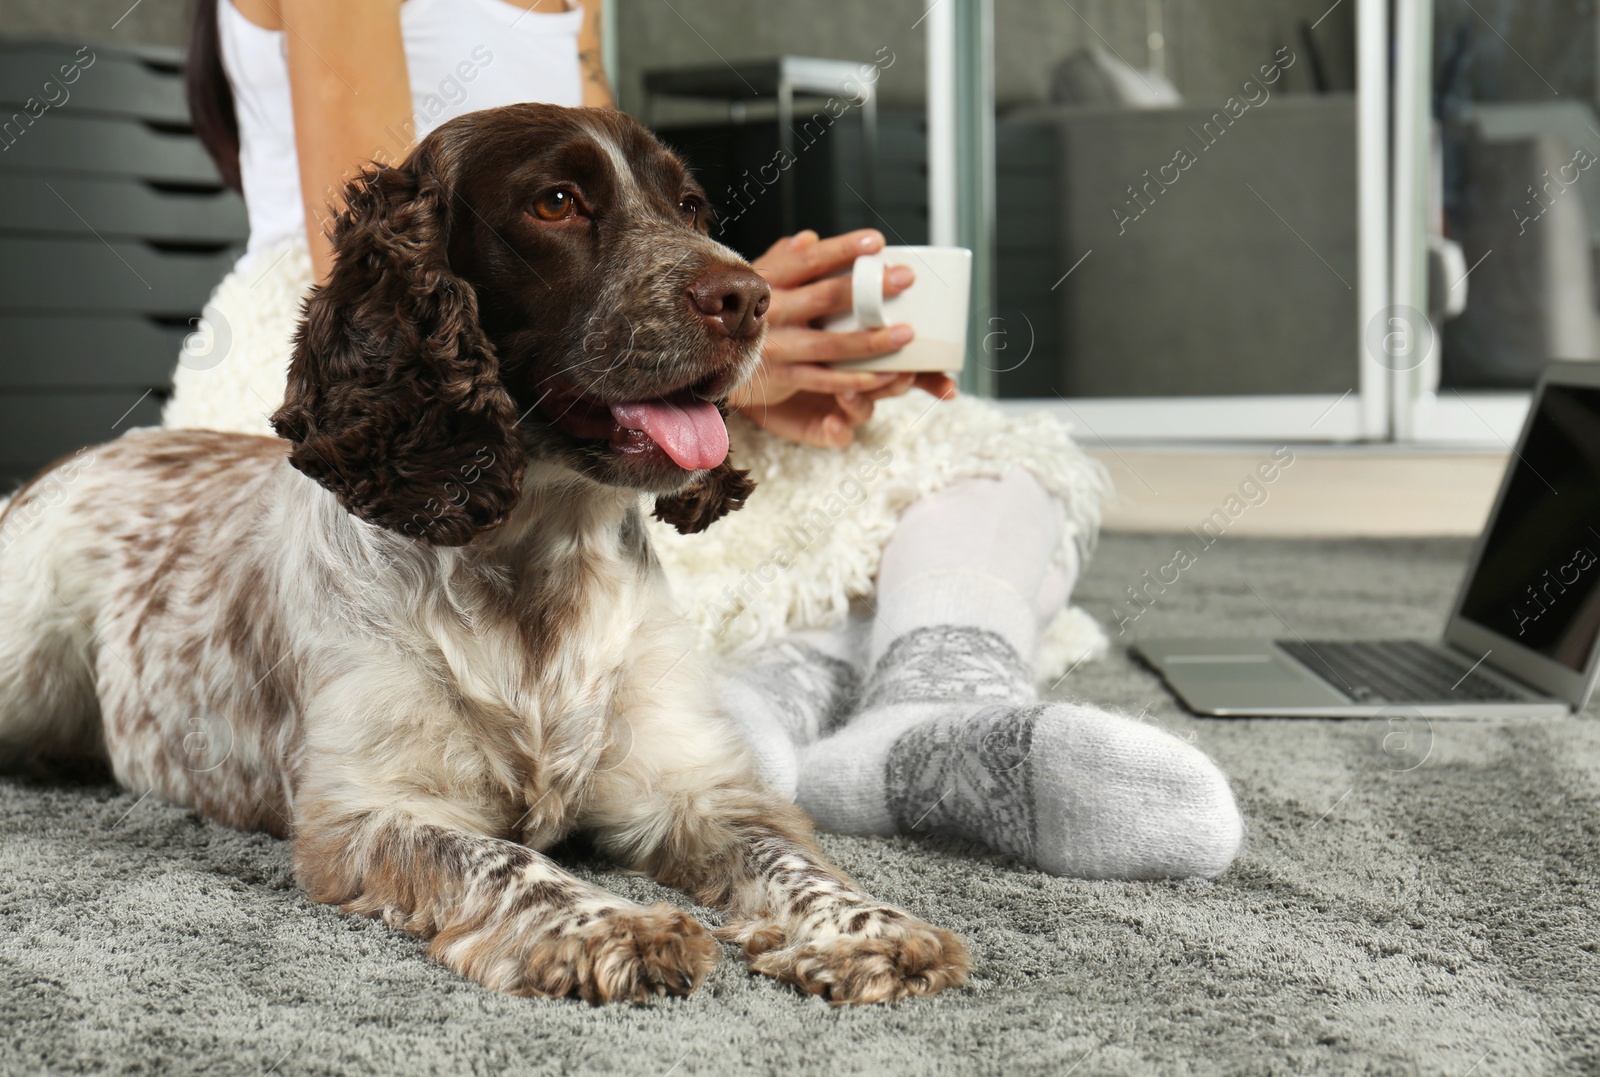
[531,189,580,221]
[677,198,701,224]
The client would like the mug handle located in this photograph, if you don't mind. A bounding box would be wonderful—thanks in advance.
[852,253,888,328]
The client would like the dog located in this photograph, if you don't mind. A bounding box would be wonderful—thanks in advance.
[0,104,968,1004]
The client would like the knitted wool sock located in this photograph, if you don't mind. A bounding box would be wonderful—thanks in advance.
[797,470,1242,878]
[796,626,1244,879]
[721,469,1062,801]
[720,637,861,799]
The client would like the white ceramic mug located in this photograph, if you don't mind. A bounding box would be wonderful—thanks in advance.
[824,245,973,373]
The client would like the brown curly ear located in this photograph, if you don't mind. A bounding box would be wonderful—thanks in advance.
[271,151,524,546]
[652,460,756,535]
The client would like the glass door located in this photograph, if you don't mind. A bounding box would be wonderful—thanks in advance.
[607,0,1394,444]
[1392,0,1600,443]
[936,0,1393,442]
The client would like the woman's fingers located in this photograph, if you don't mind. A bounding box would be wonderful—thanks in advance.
[753,229,818,267]
[913,372,960,399]
[766,324,915,365]
[780,363,898,396]
[753,229,886,288]
[833,391,877,426]
[726,355,896,410]
[734,374,929,449]
[768,274,854,326]
[882,264,916,297]
[860,372,917,402]
[738,395,857,448]
[771,264,919,327]
[840,372,958,407]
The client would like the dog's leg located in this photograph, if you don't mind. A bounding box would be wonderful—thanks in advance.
[698,800,972,1005]
[583,702,970,1005]
[292,803,718,1001]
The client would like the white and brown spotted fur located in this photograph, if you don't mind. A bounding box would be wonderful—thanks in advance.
[0,105,968,1004]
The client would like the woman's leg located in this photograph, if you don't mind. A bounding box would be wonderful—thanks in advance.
[867,465,1068,667]
[795,468,1245,880]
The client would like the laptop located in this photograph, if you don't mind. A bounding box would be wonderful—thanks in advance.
[1133,360,1600,718]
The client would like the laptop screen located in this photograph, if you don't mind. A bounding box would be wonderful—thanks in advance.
[1457,383,1600,671]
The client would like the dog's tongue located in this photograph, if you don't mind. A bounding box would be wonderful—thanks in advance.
[609,397,729,471]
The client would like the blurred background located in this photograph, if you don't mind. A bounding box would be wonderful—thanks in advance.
[0,0,1593,528]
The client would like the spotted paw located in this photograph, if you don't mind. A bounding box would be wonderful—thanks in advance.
[737,910,970,1005]
[436,902,719,1003]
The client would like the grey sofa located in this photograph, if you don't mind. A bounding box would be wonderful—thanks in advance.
[995,95,1359,400]
[1442,102,1600,387]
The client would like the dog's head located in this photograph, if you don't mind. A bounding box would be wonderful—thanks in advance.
[271,104,766,546]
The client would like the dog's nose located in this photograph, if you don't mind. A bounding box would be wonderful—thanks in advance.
[687,266,771,339]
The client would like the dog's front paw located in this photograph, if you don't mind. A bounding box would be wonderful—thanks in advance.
[439,902,718,1003]
[725,908,970,1004]
[560,904,719,1004]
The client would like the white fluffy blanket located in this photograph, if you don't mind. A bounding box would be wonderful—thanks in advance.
[649,398,1112,683]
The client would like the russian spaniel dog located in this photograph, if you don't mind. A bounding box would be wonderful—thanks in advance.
[0,104,967,1004]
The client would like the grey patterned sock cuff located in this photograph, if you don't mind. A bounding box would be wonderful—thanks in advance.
[861,625,1033,711]
[741,641,862,744]
[884,702,1046,863]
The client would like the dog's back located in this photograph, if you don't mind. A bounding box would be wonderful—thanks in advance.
[0,430,290,819]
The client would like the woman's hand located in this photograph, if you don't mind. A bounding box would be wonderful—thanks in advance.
[729,229,958,448]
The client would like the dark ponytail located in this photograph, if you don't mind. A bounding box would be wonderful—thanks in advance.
[186,0,242,193]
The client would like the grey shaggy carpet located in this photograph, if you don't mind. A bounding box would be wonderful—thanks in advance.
[4,534,1599,1076]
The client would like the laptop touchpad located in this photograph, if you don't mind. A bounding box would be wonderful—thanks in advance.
[1163,653,1350,709]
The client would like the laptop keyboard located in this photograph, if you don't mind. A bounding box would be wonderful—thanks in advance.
[1276,640,1524,704]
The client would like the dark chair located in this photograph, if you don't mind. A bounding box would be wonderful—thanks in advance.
[0,38,247,486]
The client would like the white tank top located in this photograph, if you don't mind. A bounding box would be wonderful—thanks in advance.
[219,0,584,259]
